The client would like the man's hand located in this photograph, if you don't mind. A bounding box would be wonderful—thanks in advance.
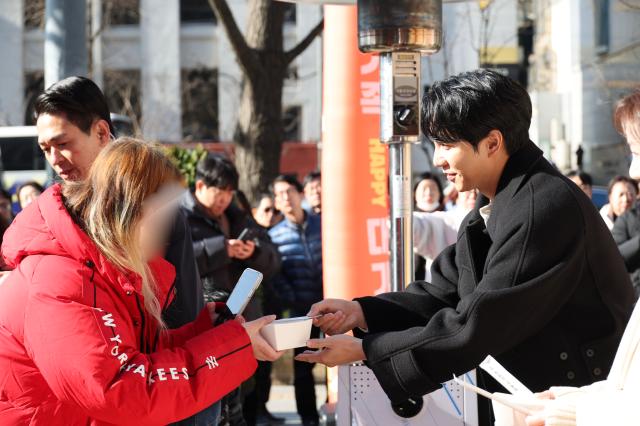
[307,299,367,335]
[241,315,284,362]
[227,240,255,259]
[295,335,366,367]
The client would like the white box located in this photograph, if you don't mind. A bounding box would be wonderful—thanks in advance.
[260,317,313,351]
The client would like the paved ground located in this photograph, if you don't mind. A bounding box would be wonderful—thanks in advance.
[265,385,328,425]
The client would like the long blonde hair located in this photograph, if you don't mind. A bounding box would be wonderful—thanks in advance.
[63,138,184,328]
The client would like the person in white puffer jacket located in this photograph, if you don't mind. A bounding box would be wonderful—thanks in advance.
[413,189,478,281]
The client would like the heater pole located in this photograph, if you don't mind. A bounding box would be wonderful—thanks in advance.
[379,51,422,291]
[388,141,414,291]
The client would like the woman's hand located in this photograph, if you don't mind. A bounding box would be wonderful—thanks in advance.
[525,390,556,426]
[240,315,284,362]
[205,302,219,325]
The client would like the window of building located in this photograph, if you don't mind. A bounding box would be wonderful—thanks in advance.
[181,68,219,141]
[103,0,140,26]
[283,105,301,141]
[180,0,217,24]
[594,0,610,54]
[283,3,296,24]
[24,71,45,125]
[103,69,142,135]
[24,0,45,29]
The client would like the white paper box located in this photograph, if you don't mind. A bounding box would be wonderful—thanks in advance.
[260,317,313,351]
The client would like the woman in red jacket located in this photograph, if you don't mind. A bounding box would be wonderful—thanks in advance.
[0,138,281,425]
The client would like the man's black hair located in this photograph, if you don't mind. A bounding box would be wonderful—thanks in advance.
[195,153,239,190]
[422,69,532,155]
[253,192,274,209]
[34,76,115,136]
[303,170,321,188]
[272,174,303,193]
[566,170,593,187]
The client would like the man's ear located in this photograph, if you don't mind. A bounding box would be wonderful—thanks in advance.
[485,130,504,157]
[94,119,112,146]
[194,180,205,193]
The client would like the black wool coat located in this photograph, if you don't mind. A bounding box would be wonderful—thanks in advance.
[355,141,635,405]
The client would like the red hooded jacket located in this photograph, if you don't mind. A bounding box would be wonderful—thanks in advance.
[0,185,257,425]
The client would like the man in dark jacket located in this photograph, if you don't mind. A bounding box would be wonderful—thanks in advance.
[33,76,210,425]
[181,154,280,308]
[181,154,280,426]
[298,70,634,424]
[269,174,323,426]
[612,204,640,297]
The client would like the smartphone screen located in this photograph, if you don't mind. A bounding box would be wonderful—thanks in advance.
[226,268,263,315]
[237,228,255,241]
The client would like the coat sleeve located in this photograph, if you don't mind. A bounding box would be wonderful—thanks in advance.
[412,212,458,261]
[244,223,282,282]
[160,304,217,349]
[163,210,205,328]
[357,184,587,404]
[192,234,230,276]
[576,388,640,425]
[612,212,640,271]
[24,261,256,425]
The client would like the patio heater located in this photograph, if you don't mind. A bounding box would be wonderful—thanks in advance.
[358,0,442,291]
[278,0,478,424]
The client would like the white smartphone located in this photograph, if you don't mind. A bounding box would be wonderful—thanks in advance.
[226,268,264,316]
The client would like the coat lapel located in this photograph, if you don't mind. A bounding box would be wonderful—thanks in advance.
[486,141,544,238]
[460,140,544,285]
[464,215,493,285]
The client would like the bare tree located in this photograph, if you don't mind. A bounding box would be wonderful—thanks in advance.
[208,0,323,203]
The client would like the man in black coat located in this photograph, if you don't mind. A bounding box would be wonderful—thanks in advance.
[297,70,634,422]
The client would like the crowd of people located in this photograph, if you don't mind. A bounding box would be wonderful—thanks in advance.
[0,76,325,426]
[2,68,640,426]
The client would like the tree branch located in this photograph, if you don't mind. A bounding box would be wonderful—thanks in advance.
[285,19,324,65]
[619,0,640,10]
[207,0,256,71]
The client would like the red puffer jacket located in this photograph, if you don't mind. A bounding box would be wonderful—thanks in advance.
[0,185,257,425]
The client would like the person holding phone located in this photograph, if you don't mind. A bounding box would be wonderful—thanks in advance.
[180,153,280,425]
[180,153,280,313]
[0,139,282,425]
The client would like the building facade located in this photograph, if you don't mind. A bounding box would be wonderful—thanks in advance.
[0,0,323,143]
[529,0,640,183]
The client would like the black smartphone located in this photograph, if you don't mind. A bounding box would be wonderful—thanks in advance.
[237,227,257,241]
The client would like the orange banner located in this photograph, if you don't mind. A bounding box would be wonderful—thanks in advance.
[321,4,391,405]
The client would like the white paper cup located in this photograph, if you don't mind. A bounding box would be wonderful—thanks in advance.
[260,317,313,351]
